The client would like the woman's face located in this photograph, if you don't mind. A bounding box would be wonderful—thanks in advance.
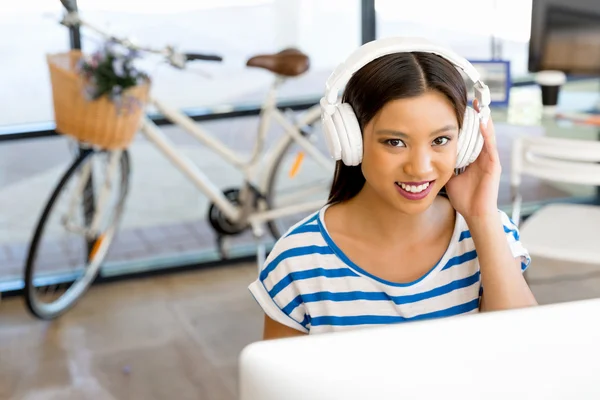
[360,90,460,215]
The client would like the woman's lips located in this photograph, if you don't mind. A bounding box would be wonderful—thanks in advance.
[395,180,435,200]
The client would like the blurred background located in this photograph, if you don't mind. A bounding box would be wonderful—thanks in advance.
[0,0,542,290]
[3,0,600,398]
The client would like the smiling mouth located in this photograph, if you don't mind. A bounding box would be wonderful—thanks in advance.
[395,181,434,194]
[394,180,436,201]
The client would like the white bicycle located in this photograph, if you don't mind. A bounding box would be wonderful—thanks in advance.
[24,1,334,320]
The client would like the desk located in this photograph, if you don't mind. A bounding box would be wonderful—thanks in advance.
[490,79,600,216]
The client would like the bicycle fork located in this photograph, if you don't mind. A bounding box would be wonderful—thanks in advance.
[62,150,122,248]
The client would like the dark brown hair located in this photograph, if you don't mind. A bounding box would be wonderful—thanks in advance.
[327,52,468,205]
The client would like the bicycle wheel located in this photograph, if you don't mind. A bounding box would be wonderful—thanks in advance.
[24,148,130,320]
[264,121,335,239]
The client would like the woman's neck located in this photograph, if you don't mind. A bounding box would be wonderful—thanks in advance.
[340,185,451,245]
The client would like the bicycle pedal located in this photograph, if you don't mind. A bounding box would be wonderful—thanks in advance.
[216,235,230,259]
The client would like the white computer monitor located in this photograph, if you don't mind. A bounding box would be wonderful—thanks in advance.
[239,298,600,400]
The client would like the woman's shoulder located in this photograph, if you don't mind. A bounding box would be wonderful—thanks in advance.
[450,205,530,268]
[265,208,333,267]
[249,208,339,334]
[271,209,326,244]
[444,201,524,253]
[452,206,520,235]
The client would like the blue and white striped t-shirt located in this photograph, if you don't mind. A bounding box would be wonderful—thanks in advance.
[248,204,531,335]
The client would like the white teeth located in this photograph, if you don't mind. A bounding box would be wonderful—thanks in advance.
[399,182,430,193]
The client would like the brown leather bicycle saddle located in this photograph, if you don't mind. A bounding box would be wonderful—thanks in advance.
[246,48,310,77]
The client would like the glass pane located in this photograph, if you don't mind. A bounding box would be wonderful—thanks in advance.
[72,0,361,110]
[376,0,496,59]
[0,0,360,130]
[375,0,534,79]
[494,0,533,79]
[0,1,67,127]
[0,106,333,288]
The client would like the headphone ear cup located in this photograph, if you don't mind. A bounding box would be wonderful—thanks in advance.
[467,124,485,165]
[331,106,354,166]
[465,106,485,166]
[455,109,472,169]
[456,106,481,170]
[337,103,363,166]
[321,107,342,161]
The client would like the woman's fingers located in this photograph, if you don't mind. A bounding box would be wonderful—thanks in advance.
[471,98,500,166]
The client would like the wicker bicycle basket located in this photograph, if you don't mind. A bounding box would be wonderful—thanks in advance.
[46,50,150,150]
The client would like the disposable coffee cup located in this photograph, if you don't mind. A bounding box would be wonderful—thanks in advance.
[534,70,566,115]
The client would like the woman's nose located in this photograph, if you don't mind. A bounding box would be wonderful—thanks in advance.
[403,147,434,178]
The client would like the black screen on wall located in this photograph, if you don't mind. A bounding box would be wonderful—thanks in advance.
[529,0,600,75]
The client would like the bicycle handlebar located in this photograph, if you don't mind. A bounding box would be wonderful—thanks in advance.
[60,0,76,12]
[185,53,223,62]
[59,10,223,68]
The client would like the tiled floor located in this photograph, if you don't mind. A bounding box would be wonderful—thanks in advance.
[1,255,600,400]
[0,262,262,400]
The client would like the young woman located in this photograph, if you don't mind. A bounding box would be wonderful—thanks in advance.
[248,42,537,340]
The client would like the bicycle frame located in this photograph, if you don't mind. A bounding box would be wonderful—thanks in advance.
[63,149,124,239]
[57,9,335,237]
[63,79,333,243]
[26,5,337,320]
[138,76,333,229]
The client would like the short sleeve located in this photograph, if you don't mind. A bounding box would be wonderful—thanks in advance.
[498,210,531,272]
[248,243,310,334]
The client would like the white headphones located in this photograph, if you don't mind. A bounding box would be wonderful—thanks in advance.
[320,36,491,171]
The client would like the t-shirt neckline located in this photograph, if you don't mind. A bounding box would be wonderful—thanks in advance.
[317,203,462,288]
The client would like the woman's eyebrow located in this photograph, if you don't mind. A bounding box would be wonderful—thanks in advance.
[430,124,458,136]
[374,129,409,138]
[375,124,458,138]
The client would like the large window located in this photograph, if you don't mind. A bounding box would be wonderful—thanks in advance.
[0,0,361,288]
[0,0,360,128]
[375,0,533,79]
[0,1,66,127]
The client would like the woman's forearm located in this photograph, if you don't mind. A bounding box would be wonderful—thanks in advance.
[467,213,538,311]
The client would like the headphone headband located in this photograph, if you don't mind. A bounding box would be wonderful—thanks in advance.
[324,36,486,106]
[320,36,490,170]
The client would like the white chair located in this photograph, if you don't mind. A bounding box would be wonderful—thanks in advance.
[511,135,600,265]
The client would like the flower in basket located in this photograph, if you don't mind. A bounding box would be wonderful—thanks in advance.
[76,40,150,115]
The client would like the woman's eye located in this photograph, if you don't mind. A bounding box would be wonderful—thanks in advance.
[433,137,450,146]
[387,139,405,147]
